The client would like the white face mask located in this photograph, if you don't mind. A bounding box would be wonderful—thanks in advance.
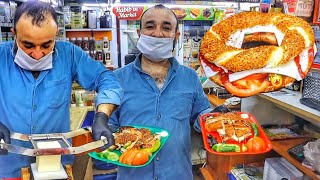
[137,34,174,62]
[14,42,54,71]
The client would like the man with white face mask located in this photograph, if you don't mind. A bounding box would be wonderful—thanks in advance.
[0,1,123,178]
[109,4,219,180]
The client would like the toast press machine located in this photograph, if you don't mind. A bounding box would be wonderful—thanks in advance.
[0,128,107,179]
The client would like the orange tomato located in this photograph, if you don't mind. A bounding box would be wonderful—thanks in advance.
[120,149,150,166]
[132,151,150,166]
[245,137,266,152]
[124,150,139,165]
[223,80,270,97]
[119,150,130,163]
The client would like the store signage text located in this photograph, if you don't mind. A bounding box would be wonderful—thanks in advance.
[295,0,314,17]
[113,6,145,20]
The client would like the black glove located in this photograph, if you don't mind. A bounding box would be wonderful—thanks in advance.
[91,112,114,148]
[211,104,230,113]
[0,122,10,155]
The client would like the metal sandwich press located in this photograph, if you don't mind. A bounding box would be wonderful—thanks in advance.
[0,128,107,179]
[0,127,107,156]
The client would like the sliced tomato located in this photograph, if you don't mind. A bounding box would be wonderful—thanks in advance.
[124,150,138,165]
[119,150,130,163]
[223,79,270,97]
[132,151,149,166]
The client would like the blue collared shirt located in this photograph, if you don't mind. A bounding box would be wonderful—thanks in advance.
[109,55,211,180]
[0,41,123,178]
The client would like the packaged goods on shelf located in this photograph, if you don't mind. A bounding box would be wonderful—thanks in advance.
[87,10,97,29]
[212,86,232,99]
[70,5,82,29]
[229,164,263,180]
[263,157,303,180]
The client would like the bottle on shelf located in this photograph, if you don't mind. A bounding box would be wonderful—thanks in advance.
[89,37,95,51]
[89,50,96,59]
[70,37,76,44]
[96,50,103,63]
[82,37,89,51]
[103,36,109,51]
[76,37,83,47]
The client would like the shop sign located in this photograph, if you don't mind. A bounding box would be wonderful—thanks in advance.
[171,7,215,20]
[294,0,314,17]
[113,5,216,21]
[112,6,146,20]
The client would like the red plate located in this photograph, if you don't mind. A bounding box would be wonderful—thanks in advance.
[200,112,272,155]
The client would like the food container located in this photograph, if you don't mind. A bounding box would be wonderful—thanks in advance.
[89,125,170,168]
[200,112,272,155]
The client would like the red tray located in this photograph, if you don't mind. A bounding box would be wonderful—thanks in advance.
[200,112,272,155]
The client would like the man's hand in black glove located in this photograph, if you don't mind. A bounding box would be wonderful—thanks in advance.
[0,122,10,144]
[0,122,10,155]
[91,112,114,148]
[211,104,230,113]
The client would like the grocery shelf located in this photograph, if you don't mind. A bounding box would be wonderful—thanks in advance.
[271,138,320,179]
[65,28,113,32]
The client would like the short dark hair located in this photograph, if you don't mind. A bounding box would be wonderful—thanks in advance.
[13,0,57,32]
[139,4,179,32]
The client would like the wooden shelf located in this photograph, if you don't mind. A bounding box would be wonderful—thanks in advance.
[271,138,320,179]
[65,28,113,32]
[207,94,226,107]
[66,30,112,41]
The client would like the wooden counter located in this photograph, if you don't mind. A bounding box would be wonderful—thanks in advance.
[207,94,226,107]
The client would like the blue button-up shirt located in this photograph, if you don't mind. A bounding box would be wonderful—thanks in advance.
[109,55,211,180]
[0,41,123,178]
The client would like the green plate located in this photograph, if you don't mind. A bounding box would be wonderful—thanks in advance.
[88,125,170,168]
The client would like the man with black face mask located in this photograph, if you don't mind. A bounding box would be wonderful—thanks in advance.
[109,4,227,180]
[0,1,123,178]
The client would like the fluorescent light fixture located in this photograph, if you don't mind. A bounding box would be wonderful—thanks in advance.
[83,3,110,7]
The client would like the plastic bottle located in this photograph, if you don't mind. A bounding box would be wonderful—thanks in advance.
[96,50,103,63]
[89,37,95,51]
[76,37,83,48]
[89,50,96,59]
[103,36,109,51]
[70,37,76,44]
[82,37,89,51]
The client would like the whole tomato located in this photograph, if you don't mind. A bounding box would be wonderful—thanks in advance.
[245,137,266,152]
[119,149,150,166]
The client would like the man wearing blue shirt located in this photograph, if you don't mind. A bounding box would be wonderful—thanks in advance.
[109,4,214,180]
[0,1,123,178]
